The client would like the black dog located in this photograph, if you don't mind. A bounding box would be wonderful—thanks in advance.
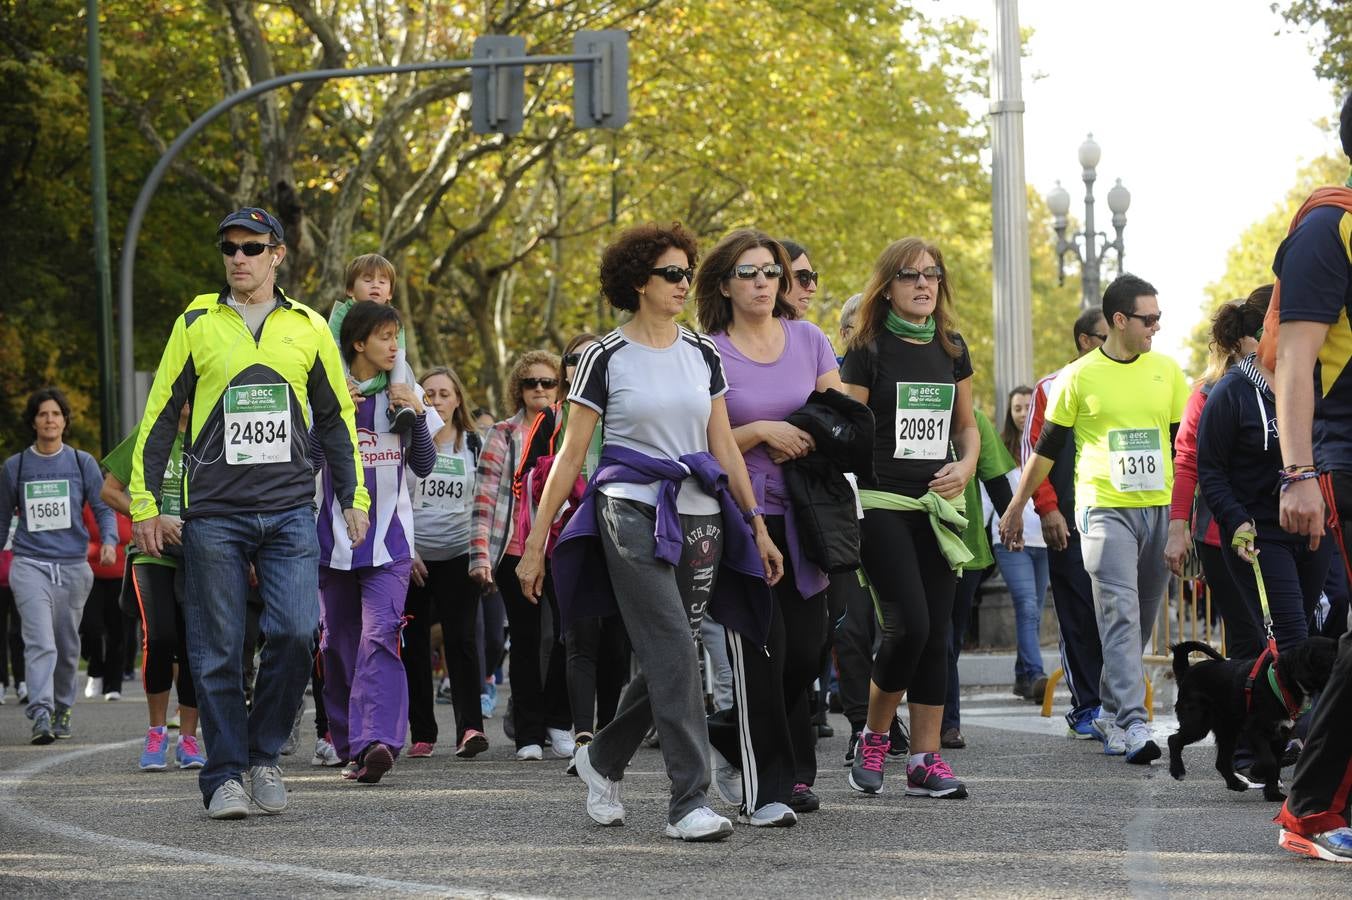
[1167,637,1339,801]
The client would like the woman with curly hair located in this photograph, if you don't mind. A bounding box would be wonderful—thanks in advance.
[468,348,571,761]
[517,221,784,842]
[840,237,979,800]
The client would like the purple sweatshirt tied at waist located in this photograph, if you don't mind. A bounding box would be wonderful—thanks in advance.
[551,445,774,647]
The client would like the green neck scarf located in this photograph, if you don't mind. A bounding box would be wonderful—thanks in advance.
[885,310,936,342]
[1345,168,1352,188]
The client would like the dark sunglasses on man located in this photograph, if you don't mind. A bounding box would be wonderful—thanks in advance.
[219,241,279,257]
[650,265,695,284]
[793,269,819,288]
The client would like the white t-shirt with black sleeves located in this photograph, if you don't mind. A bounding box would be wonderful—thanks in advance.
[569,325,728,515]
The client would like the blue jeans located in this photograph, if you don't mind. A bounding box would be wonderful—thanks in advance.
[183,505,320,806]
[994,544,1050,681]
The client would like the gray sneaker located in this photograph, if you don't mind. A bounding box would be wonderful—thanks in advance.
[711,747,743,807]
[30,709,56,745]
[207,779,250,820]
[52,706,72,739]
[1124,722,1161,765]
[247,765,288,814]
[1092,716,1127,756]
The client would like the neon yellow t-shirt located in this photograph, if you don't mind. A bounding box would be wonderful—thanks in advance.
[1046,348,1189,509]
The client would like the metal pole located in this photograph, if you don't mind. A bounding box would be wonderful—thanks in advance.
[88,0,117,453]
[116,52,599,430]
[1081,164,1099,308]
[989,0,1034,425]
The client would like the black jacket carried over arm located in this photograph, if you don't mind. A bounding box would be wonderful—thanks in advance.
[784,389,876,573]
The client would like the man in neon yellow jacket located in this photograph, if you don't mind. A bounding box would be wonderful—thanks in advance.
[130,207,369,820]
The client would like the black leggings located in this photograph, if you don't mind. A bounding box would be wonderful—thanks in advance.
[0,587,23,686]
[860,508,955,703]
[497,554,571,747]
[403,555,483,744]
[130,563,196,708]
[81,576,125,693]
[566,614,630,736]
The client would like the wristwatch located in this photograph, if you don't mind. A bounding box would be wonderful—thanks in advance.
[741,505,765,524]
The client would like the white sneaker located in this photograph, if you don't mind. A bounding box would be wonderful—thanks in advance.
[84,676,102,699]
[1092,716,1127,756]
[516,744,544,761]
[312,736,342,767]
[665,806,733,842]
[573,744,624,826]
[737,801,797,827]
[711,747,743,806]
[17,681,28,703]
[547,727,576,758]
[104,691,121,702]
[1124,722,1161,765]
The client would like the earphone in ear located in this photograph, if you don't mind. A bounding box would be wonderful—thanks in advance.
[270,257,279,269]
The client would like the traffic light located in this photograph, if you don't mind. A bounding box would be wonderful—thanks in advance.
[573,30,628,130]
[471,35,525,135]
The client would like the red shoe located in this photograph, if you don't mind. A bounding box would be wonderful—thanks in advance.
[408,741,435,758]
[456,729,489,758]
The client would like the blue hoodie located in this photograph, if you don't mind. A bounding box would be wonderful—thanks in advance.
[1196,356,1289,545]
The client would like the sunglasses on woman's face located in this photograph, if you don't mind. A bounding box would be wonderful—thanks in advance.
[563,353,581,367]
[218,240,278,257]
[730,263,783,280]
[894,266,943,284]
[650,265,694,285]
[793,269,819,288]
[521,377,558,390]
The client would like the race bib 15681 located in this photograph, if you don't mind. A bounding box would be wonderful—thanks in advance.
[1108,428,1164,492]
[25,479,71,532]
[224,384,292,466]
[894,382,954,460]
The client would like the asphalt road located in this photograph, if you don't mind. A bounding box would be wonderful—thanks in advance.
[0,673,1345,898]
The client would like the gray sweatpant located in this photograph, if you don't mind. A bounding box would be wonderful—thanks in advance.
[588,495,723,824]
[1078,505,1169,729]
[9,557,94,719]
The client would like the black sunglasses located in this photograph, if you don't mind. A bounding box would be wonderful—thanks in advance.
[1125,312,1162,327]
[730,263,783,280]
[894,266,943,283]
[650,265,694,284]
[219,240,278,257]
[793,269,819,288]
[563,353,582,367]
[1090,332,1108,342]
[521,377,558,390]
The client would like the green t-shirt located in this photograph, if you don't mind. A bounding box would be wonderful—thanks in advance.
[103,425,185,569]
[959,408,1017,571]
[1046,348,1189,509]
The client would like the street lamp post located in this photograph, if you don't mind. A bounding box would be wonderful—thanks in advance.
[1047,134,1130,308]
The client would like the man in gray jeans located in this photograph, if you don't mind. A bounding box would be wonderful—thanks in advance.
[1000,274,1189,765]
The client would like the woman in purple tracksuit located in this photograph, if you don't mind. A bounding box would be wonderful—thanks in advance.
[314,302,438,783]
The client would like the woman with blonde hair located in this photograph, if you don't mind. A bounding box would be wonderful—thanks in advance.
[840,237,978,799]
[469,349,572,761]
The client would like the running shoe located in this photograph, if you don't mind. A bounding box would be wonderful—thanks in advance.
[340,761,360,779]
[906,752,968,799]
[788,783,820,813]
[1124,723,1161,765]
[84,676,102,699]
[848,731,890,794]
[888,715,910,757]
[737,802,797,827]
[1066,705,1101,740]
[481,681,497,719]
[574,743,624,826]
[104,690,121,701]
[246,765,288,812]
[355,743,394,784]
[1024,674,1049,703]
[1279,827,1352,862]
[17,681,28,703]
[408,741,435,758]
[547,727,576,759]
[52,706,72,739]
[1092,716,1126,756]
[1281,739,1303,768]
[140,726,170,771]
[176,734,206,769]
[30,709,55,745]
[843,729,861,767]
[207,779,250,820]
[711,748,742,806]
[313,736,343,767]
[456,729,489,759]
[279,701,305,756]
[665,806,733,842]
[516,744,543,761]
[167,710,181,730]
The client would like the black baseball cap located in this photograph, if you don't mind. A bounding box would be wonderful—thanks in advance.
[217,207,285,242]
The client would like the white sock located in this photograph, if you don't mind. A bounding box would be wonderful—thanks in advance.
[909,752,930,768]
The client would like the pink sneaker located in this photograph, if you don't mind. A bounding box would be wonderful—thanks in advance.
[905,752,968,799]
[456,729,489,758]
[408,741,435,758]
[848,731,890,794]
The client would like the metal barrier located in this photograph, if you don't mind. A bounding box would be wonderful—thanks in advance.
[1039,576,1224,720]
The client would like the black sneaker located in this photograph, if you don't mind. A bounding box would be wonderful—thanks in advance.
[788,783,820,813]
[843,730,861,767]
[388,405,417,435]
[888,715,909,757]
